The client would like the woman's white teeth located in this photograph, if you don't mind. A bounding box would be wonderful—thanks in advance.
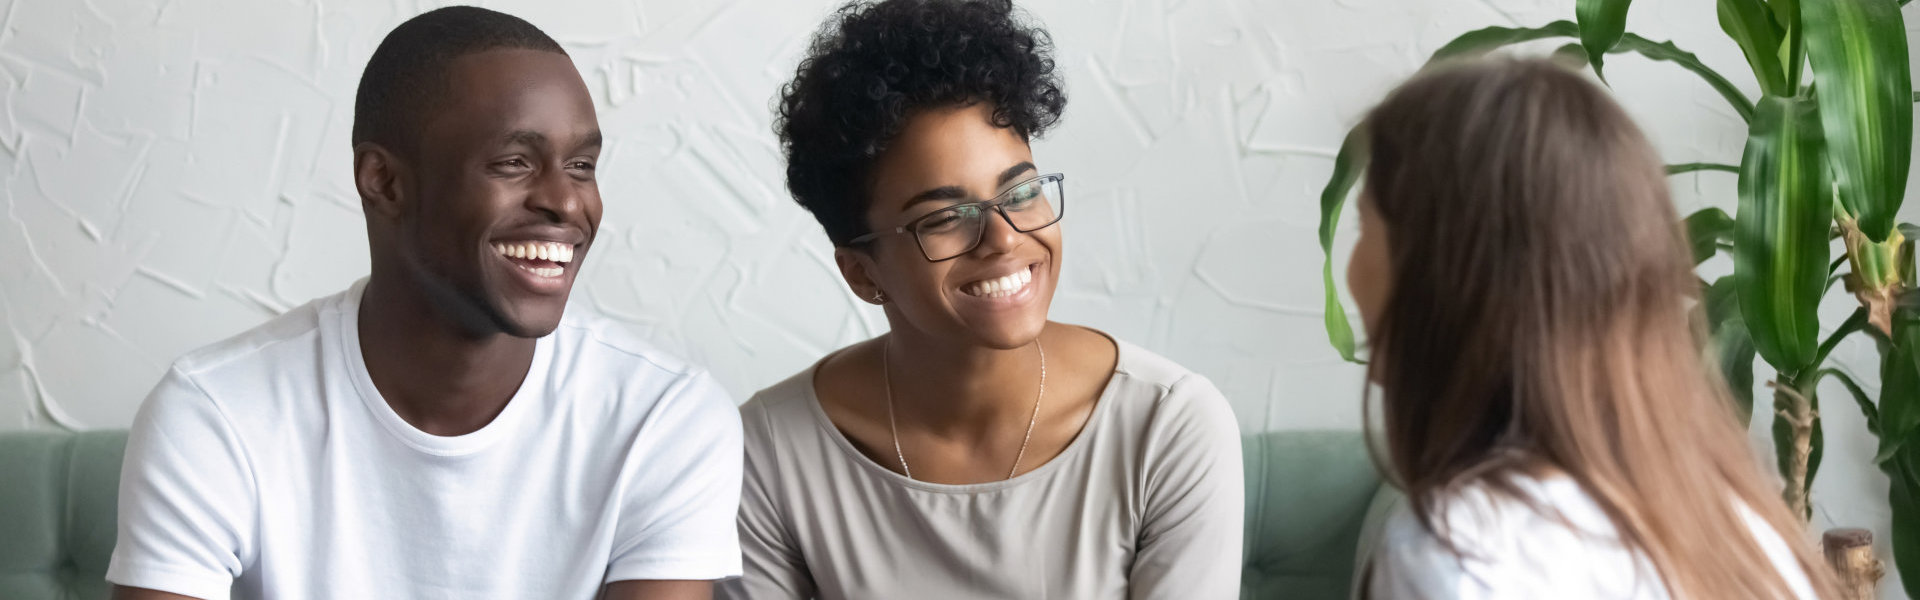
[964,268,1032,298]
[492,241,574,264]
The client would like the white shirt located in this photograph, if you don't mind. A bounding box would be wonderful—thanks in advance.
[1369,474,1815,599]
[719,338,1245,599]
[107,280,744,600]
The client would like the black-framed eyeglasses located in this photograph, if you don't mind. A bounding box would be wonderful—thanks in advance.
[849,173,1066,262]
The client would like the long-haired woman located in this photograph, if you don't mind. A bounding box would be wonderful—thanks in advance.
[1349,58,1837,599]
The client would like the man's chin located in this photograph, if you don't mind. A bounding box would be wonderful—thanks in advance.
[488,300,568,339]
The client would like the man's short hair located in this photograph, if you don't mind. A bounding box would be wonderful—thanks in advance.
[351,6,567,153]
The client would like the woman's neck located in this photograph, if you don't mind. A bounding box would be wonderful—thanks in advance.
[881,325,1048,436]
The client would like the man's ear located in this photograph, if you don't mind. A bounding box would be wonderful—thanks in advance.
[354,142,406,219]
[835,246,887,305]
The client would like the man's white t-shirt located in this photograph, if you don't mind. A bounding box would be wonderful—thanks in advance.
[107,280,744,600]
[1369,474,1815,599]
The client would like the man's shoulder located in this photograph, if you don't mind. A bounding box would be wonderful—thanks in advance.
[170,288,347,380]
[548,305,698,379]
[544,306,741,422]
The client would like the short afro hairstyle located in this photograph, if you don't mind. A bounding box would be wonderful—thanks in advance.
[352,6,566,153]
[776,0,1068,246]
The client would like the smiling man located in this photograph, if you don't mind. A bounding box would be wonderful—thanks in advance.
[106,7,741,600]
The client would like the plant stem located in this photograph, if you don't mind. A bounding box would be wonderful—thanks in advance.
[1774,381,1818,520]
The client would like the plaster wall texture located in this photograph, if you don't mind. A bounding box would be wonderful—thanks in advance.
[3,0,1918,596]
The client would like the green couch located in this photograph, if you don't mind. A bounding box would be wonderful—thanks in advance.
[0,429,1397,599]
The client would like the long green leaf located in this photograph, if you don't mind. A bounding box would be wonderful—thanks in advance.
[1317,129,1367,363]
[1429,21,1581,62]
[1814,367,1879,434]
[1878,311,1920,600]
[1888,446,1920,599]
[1880,310,1920,455]
[1668,162,1741,175]
[1873,313,1920,600]
[1718,0,1790,95]
[1615,34,1758,122]
[1427,23,1755,121]
[1775,0,1806,90]
[1577,0,1634,80]
[1707,276,1758,421]
[1736,96,1833,372]
[1810,308,1870,374]
[1803,0,1912,240]
[1685,207,1736,264]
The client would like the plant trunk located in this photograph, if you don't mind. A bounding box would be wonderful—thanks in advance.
[1823,528,1884,600]
[1777,383,1817,519]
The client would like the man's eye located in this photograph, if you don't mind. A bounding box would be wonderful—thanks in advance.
[495,158,530,170]
[569,161,596,171]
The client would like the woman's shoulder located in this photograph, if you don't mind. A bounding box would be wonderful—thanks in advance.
[739,356,835,441]
[1094,333,1232,421]
[1373,474,1665,598]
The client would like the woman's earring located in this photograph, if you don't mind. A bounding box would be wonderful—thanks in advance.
[870,291,887,304]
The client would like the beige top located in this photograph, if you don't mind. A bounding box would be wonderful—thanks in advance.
[717,339,1244,600]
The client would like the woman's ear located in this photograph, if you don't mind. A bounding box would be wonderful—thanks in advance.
[835,247,887,304]
[354,142,406,219]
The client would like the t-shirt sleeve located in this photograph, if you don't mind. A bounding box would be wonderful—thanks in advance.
[715,400,816,600]
[605,369,745,583]
[1369,505,1491,600]
[1370,511,1556,600]
[1367,485,1654,599]
[1128,375,1245,600]
[106,367,255,600]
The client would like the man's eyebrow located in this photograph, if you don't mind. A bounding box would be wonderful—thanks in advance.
[501,129,602,153]
[502,130,548,148]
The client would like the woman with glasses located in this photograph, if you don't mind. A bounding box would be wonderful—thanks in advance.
[716,1,1243,598]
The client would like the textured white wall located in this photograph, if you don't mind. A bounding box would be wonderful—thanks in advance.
[3,0,1917,595]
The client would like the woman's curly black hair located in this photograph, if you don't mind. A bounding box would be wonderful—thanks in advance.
[776,0,1067,246]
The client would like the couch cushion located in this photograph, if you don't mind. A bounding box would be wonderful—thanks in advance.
[6,428,1396,599]
[0,430,127,600]
[1241,430,1393,600]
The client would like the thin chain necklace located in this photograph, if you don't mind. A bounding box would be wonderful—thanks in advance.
[881,337,1046,481]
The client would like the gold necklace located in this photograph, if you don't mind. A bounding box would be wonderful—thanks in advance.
[881,337,1046,481]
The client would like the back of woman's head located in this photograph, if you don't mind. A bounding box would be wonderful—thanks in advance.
[1360,58,1834,599]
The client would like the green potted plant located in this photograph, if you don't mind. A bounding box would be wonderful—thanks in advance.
[1311,0,1919,594]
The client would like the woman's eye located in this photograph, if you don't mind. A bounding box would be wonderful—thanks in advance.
[1007,185,1040,207]
[569,161,596,172]
[917,212,964,233]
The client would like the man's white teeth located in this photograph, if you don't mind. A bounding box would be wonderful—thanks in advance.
[964,267,1032,298]
[492,241,574,264]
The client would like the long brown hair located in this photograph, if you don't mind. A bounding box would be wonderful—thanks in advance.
[1360,58,1837,599]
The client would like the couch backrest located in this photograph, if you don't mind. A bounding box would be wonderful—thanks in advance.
[0,430,127,600]
[0,429,1394,600]
[1241,430,1399,600]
